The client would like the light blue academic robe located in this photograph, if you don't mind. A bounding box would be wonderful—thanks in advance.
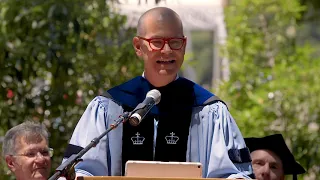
[62,77,253,179]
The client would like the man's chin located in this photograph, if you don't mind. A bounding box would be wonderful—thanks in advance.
[158,69,177,76]
[32,170,49,179]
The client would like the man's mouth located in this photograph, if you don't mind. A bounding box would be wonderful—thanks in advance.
[34,166,48,171]
[156,60,176,64]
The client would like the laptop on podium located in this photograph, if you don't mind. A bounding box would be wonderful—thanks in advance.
[125,160,202,178]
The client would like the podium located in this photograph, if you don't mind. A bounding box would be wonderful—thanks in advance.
[77,177,223,180]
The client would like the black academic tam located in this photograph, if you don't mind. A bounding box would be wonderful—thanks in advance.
[245,134,306,180]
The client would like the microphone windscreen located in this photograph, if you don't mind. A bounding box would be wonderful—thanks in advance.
[146,89,161,104]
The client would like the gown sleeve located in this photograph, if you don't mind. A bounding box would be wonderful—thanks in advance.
[61,96,124,177]
[187,101,254,178]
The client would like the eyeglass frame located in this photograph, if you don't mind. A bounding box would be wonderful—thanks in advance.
[137,36,187,51]
[10,148,54,159]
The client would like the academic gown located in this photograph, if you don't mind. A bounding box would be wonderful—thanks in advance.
[62,76,253,179]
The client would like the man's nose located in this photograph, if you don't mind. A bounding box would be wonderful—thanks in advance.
[161,43,172,53]
[260,165,271,179]
[34,152,47,161]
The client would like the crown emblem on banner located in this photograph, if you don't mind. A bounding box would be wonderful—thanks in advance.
[165,132,179,145]
[131,132,145,145]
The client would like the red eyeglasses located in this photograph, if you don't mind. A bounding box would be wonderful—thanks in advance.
[138,36,186,51]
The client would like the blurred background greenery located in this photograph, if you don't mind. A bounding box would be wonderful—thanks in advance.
[0,0,142,178]
[0,0,319,179]
[220,0,320,179]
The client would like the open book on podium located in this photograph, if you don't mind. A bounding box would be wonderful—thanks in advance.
[76,161,224,180]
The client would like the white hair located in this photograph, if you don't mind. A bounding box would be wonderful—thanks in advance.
[2,121,49,157]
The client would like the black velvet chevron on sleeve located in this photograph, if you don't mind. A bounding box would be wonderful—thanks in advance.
[63,144,84,158]
[228,147,252,163]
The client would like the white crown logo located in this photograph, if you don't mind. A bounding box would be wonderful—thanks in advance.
[165,132,179,145]
[131,132,145,145]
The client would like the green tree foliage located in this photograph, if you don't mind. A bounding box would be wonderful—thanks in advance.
[221,0,320,179]
[0,0,142,178]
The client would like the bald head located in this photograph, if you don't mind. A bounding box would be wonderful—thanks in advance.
[137,7,183,36]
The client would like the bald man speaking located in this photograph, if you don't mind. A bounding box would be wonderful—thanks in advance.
[61,7,253,179]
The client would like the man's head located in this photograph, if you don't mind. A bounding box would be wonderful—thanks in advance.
[250,149,285,180]
[133,7,186,87]
[245,134,306,180]
[2,121,52,180]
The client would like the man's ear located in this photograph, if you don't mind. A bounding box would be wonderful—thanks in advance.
[5,155,17,172]
[182,37,187,54]
[133,37,142,57]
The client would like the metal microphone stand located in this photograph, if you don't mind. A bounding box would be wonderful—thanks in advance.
[49,112,130,180]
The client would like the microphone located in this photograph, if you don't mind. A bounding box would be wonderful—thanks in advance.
[129,89,161,126]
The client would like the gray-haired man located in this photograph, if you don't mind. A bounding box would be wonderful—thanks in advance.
[2,121,53,180]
